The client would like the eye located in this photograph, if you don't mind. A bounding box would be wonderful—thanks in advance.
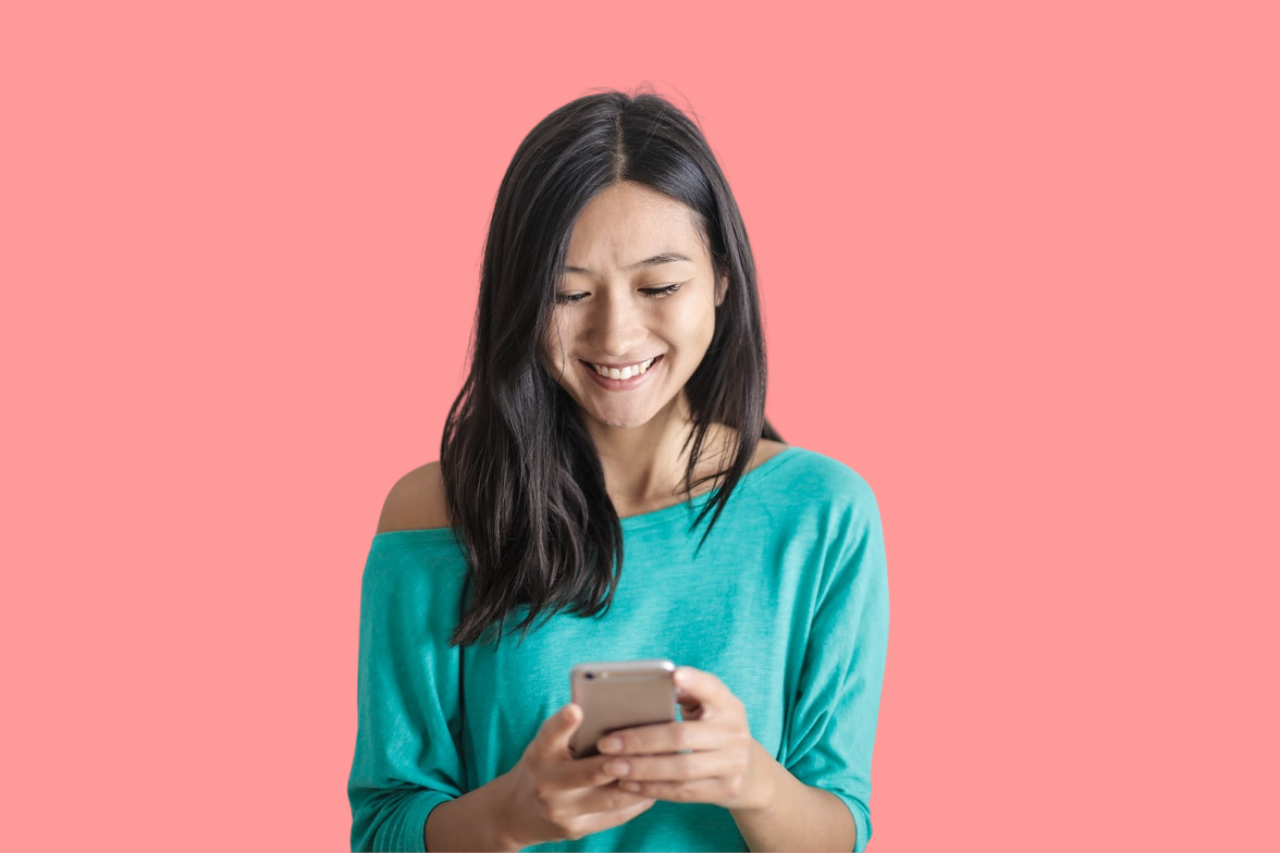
[554,292,588,305]
[640,283,684,298]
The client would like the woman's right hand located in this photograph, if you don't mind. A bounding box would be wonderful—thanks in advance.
[497,703,657,847]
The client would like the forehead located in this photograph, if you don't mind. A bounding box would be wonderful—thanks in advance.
[565,181,708,268]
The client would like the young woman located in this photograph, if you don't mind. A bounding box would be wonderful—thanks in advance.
[348,90,889,852]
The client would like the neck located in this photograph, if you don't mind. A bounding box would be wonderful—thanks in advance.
[582,396,734,518]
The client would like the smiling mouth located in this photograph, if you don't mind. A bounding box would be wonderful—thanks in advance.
[585,356,660,380]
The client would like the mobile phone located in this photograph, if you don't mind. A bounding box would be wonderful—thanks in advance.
[569,659,677,758]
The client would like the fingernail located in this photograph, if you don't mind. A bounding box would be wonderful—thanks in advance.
[606,760,630,776]
[600,736,622,753]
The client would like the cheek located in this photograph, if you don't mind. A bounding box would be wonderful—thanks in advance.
[668,303,717,352]
[540,341,562,380]
[541,316,572,378]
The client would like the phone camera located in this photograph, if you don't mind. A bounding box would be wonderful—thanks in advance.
[585,672,596,680]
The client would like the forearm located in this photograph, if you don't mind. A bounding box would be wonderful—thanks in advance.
[730,742,857,852]
[424,772,523,852]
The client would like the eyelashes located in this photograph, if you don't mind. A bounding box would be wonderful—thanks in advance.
[640,283,683,298]
[554,282,686,305]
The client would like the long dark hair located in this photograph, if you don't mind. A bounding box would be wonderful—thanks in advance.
[442,89,779,647]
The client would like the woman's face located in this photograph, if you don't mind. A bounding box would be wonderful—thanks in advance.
[542,181,725,435]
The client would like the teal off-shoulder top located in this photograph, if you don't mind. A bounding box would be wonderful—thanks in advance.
[348,447,889,852]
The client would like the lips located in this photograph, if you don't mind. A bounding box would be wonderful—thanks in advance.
[581,354,663,389]
[588,356,658,380]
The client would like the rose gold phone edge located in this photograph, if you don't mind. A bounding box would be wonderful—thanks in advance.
[569,659,677,758]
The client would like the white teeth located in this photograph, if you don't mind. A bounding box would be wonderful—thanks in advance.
[593,357,655,379]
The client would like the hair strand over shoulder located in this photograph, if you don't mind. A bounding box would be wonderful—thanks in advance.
[441,89,780,647]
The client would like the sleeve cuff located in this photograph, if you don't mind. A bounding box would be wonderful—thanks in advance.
[828,789,872,852]
[391,789,455,852]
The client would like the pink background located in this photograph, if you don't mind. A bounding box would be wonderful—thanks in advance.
[3,1,1276,850]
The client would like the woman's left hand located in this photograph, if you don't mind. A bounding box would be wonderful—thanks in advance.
[596,666,775,812]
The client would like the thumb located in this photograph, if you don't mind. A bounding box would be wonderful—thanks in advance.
[534,703,582,756]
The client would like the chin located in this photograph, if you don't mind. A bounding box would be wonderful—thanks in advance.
[575,400,664,431]
[590,412,652,430]
[562,381,683,433]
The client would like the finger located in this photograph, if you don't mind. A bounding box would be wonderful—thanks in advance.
[548,753,625,790]
[616,777,725,804]
[673,667,739,717]
[597,719,725,756]
[570,795,657,838]
[606,748,741,783]
[571,782,658,816]
[533,703,583,758]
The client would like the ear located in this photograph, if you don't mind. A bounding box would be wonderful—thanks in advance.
[715,273,729,307]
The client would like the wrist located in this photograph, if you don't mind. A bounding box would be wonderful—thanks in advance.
[426,773,527,853]
[728,740,781,816]
[486,771,530,850]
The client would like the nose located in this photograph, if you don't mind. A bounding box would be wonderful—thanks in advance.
[590,290,647,358]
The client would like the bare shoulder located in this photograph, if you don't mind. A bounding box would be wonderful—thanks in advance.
[751,438,788,470]
[376,461,451,534]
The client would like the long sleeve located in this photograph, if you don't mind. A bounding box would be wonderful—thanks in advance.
[782,470,890,852]
[348,535,469,852]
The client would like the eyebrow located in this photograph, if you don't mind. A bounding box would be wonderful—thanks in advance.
[563,252,695,275]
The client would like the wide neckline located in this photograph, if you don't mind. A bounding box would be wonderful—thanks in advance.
[372,445,800,545]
